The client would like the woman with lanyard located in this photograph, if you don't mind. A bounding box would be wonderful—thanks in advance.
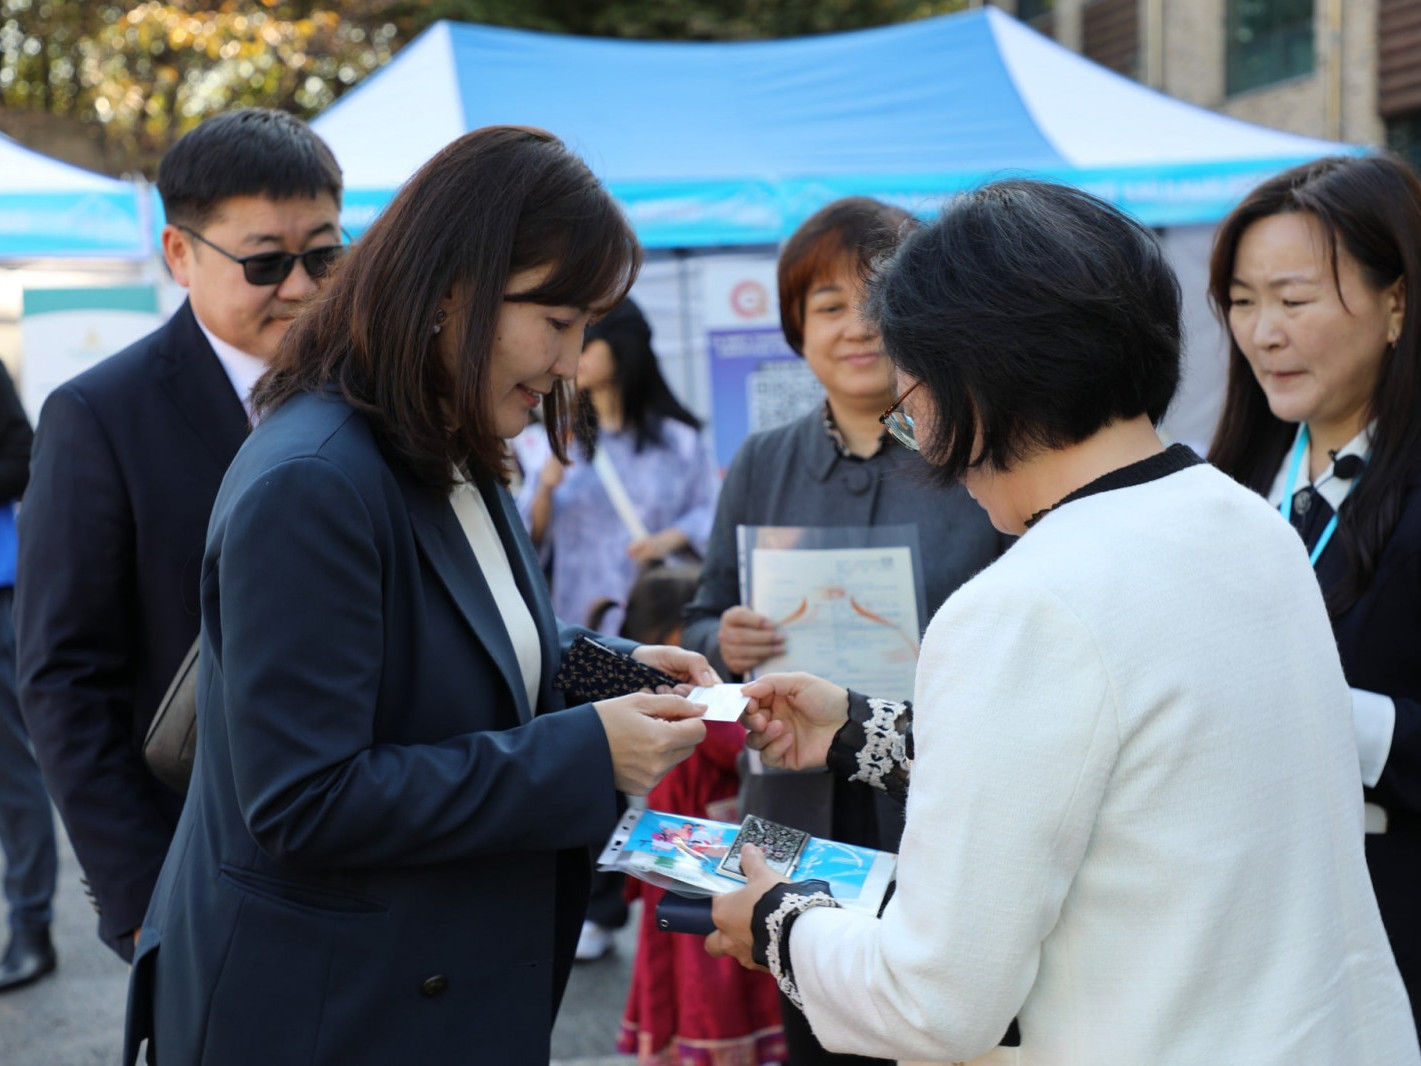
[705,178,1417,1065]
[1209,153,1421,1026]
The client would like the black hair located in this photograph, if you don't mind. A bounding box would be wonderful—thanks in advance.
[255,126,639,489]
[158,108,344,229]
[618,564,702,645]
[866,179,1181,485]
[574,298,701,457]
[1208,153,1421,616]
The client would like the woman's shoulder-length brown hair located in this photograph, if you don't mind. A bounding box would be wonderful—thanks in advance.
[777,196,915,355]
[254,125,641,488]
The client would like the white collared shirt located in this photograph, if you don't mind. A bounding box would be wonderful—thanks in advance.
[1268,422,1394,793]
[193,314,267,418]
[1266,422,1371,512]
[448,470,542,712]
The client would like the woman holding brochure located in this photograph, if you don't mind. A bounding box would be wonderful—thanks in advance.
[681,196,1005,1066]
[707,180,1419,1065]
[123,127,715,1066]
[1207,154,1421,1024]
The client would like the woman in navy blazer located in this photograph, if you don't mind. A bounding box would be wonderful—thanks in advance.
[1210,154,1421,1026]
[124,127,713,1066]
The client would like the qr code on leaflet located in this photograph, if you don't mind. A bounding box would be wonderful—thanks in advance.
[747,360,824,434]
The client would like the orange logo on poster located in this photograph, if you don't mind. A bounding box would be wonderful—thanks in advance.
[730,280,769,319]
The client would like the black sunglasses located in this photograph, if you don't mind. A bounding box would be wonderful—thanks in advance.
[179,225,345,287]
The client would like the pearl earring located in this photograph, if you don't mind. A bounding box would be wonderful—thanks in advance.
[434,309,447,335]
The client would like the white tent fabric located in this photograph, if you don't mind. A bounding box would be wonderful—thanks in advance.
[313,6,1348,246]
[0,133,149,259]
[993,19,1337,168]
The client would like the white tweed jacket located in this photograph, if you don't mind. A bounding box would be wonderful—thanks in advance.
[789,461,1419,1065]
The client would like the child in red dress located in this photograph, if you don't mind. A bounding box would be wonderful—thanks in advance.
[609,566,785,1066]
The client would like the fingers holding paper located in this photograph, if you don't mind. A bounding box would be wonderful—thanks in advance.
[633,643,720,689]
[717,606,784,675]
[594,692,706,796]
[705,843,785,971]
[739,672,850,772]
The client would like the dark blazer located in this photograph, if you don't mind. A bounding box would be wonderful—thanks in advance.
[15,301,247,955]
[1305,477,1421,1021]
[125,391,622,1066]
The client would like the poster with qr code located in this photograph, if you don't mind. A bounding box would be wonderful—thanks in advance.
[746,358,825,436]
[703,257,825,470]
[707,326,822,469]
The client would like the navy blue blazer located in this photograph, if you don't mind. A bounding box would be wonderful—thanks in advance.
[15,301,247,955]
[125,392,623,1066]
[1304,476,1421,1020]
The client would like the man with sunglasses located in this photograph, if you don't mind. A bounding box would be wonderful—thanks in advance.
[14,108,343,963]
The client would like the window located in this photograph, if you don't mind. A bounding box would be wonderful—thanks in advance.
[1226,0,1315,95]
[1018,0,1054,37]
[1083,0,1140,79]
[1387,114,1421,175]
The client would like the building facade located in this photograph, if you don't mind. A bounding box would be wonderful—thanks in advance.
[999,0,1421,162]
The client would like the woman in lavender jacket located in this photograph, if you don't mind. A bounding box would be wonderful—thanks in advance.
[518,299,718,637]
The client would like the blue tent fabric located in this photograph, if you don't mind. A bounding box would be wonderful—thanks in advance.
[313,7,1348,247]
[0,132,149,259]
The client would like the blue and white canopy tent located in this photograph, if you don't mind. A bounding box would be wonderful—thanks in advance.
[0,132,149,260]
[313,6,1342,246]
[312,5,1350,455]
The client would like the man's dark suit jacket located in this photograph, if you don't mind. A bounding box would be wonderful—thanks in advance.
[124,391,620,1066]
[15,301,247,957]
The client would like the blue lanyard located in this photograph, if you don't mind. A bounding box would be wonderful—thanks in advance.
[1278,425,1361,567]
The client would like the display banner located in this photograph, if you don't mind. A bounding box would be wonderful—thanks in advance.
[21,286,161,423]
[702,258,822,470]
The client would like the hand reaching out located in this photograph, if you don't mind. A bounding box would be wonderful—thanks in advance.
[739,672,849,772]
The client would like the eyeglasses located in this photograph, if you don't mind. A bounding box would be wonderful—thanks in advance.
[178,225,345,287]
[879,380,921,451]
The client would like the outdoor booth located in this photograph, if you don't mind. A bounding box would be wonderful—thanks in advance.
[314,5,1348,460]
[0,132,161,421]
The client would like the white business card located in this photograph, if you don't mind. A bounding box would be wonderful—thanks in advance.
[687,684,750,723]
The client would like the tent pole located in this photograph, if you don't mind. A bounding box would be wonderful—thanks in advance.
[674,248,697,414]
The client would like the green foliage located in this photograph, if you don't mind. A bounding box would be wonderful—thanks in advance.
[0,0,966,176]
[2,2,403,174]
[396,0,967,40]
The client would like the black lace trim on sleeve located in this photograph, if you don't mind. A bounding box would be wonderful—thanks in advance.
[826,691,912,805]
[751,879,840,1010]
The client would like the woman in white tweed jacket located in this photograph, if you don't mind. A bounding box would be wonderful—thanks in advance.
[707,180,1420,1065]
